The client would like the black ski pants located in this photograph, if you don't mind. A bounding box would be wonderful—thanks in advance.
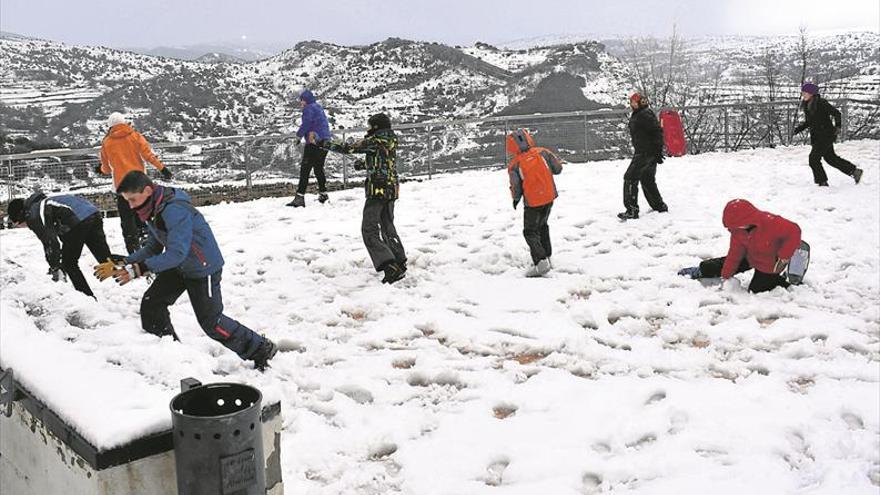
[296,142,329,194]
[698,256,790,293]
[623,154,666,214]
[140,269,266,360]
[60,214,112,297]
[808,141,857,184]
[362,198,406,271]
[117,195,147,254]
[523,202,553,265]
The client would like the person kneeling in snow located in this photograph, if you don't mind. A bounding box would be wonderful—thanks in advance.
[93,171,277,370]
[326,113,407,284]
[677,199,801,293]
[506,129,563,277]
[7,193,115,298]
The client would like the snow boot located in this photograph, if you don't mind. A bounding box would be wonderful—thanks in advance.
[853,168,863,184]
[251,337,278,371]
[318,192,329,204]
[654,204,669,213]
[677,266,702,279]
[286,194,305,207]
[525,258,551,278]
[382,262,406,284]
[817,182,829,187]
[617,210,639,220]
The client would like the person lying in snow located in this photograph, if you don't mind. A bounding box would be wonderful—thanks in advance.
[677,199,802,293]
[324,113,407,284]
[93,171,277,370]
[7,192,116,298]
[506,128,564,277]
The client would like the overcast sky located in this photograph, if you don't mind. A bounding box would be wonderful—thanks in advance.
[1,0,877,49]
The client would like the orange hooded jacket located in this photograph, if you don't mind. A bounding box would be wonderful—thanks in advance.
[507,129,563,208]
[99,123,166,189]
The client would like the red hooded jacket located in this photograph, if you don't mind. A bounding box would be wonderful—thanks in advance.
[721,199,801,278]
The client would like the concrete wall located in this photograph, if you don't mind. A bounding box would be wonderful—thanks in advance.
[1,400,284,495]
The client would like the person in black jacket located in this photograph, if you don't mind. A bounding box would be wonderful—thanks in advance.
[7,192,115,298]
[794,83,863,186]
[618,93,668,220]
[326,113,407,284]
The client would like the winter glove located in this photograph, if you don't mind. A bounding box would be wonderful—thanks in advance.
[160,168,173,180]
[513,199,520,210]
[773,258,790,274]
[48,267,66,283]
[94,163,104,175]
[353,158,366,171]
[94,259,146,285]
[655,154,665,165]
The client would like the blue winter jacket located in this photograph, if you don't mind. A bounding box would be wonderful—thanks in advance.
[296,90,331,143]
[126,187,224,279]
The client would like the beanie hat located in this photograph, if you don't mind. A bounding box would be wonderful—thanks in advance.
[630,93,648,107]
[367,113,392,130]
[7,198,26,224]
[107,112,127,127]
[801,83,819,95]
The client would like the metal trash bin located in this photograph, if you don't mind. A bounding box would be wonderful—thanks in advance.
[170,379,266,495]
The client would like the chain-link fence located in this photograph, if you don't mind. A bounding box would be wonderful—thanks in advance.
[2,99,877,221]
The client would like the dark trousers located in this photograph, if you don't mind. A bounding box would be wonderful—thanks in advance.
[60,215,112,297]
[362,198,406,271]
[808,142,856,184]
[296,143,329,194]
[117,195,146,254]
[140,269,265,360]
[523,203,553,264]
[698,256,790,293]
[623,154,666,214]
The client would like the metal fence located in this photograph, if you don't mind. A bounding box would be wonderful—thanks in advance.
[1,98,877,216]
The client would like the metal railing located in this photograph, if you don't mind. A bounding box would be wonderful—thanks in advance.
[1,99,877,215]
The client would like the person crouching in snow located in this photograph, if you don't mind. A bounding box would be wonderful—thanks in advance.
[507,129,563,277]
[7,192,116,298]
[94,171,278,370]
[677,199,801,293]
[325,113,407,284]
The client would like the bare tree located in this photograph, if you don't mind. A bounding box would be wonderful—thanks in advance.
[796,25,810,85]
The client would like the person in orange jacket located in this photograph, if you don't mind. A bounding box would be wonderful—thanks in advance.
[97,112,172,254]
[677,199,802,293]
[507,129,563,277]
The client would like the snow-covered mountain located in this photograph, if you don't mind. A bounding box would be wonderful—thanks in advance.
[1,31,878,154]
[0,33,625,152]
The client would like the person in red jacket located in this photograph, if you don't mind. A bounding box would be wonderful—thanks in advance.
[507,129,563,277]
[677,199,801,293]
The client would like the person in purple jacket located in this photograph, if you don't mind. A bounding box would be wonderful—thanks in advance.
[287,89,332,207]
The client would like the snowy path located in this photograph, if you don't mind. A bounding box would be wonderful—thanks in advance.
[2,141,879,494]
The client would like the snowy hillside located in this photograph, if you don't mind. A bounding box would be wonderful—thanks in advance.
[2,141,878,494]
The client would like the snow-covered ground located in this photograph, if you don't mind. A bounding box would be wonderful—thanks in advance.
[1,141,879,494]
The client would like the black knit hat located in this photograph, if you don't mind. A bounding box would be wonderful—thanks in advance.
[367,113,392,130]
[7,198,26,223]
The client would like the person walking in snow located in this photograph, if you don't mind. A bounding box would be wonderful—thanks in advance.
[98,112,173,254]
[618,93,668,220]
[287,89,332,207]
[7,192,116,298]
[94,171,278,370]
[506,128,563,277]
[326,113,407,284]
[677,199,802,293]
[793,83,863,187]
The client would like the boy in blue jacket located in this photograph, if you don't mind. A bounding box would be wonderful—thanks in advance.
[7,192,114,298]
[287,89,332,207]
[95,171,277,370]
